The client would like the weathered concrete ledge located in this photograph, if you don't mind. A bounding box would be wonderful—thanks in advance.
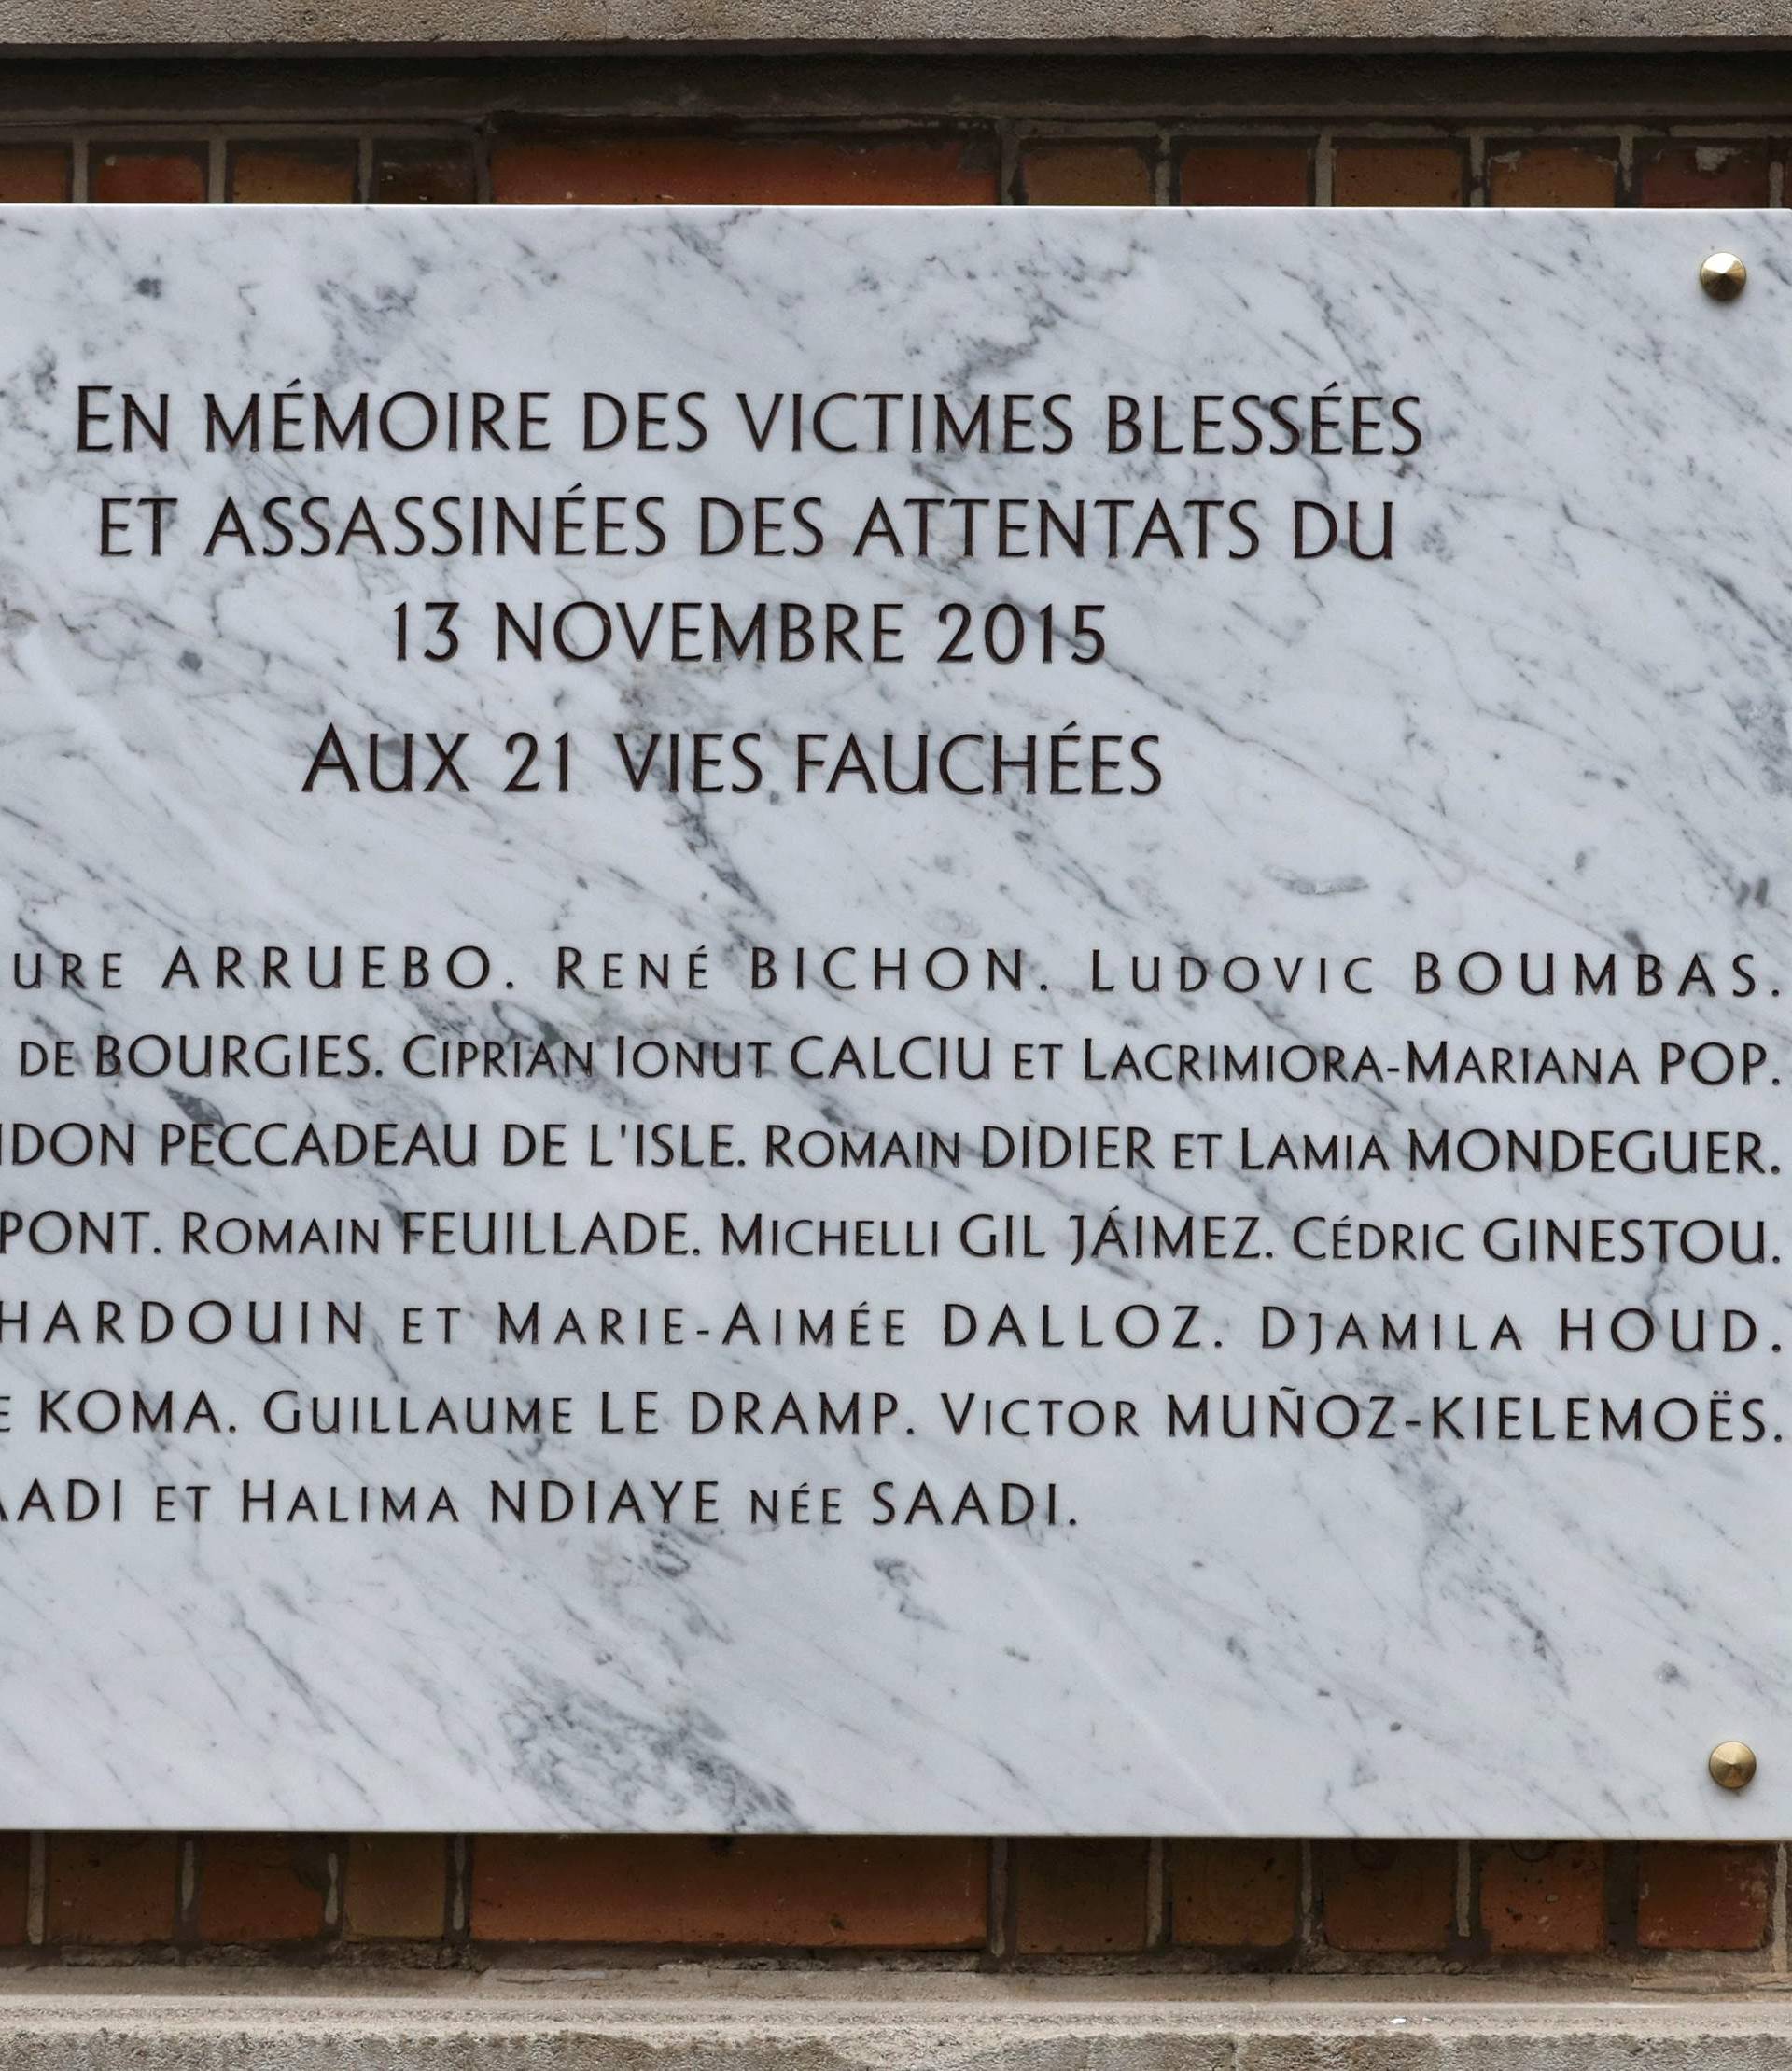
[0,1974,1787,2069]
[10,0,1792,44]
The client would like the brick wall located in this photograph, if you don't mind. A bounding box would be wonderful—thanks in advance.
[0,47,1785,1975]
[0,1833,1778,1969]
[0,126,1783,206]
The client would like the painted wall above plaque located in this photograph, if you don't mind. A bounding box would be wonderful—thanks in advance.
[0,206,1783,1835]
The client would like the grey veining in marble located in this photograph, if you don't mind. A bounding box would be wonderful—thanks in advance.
[0,205,1782,1836]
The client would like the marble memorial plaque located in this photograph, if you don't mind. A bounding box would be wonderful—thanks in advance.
[0,205,1784,1835]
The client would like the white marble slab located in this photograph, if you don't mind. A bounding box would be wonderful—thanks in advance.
[0,205,1783,1836]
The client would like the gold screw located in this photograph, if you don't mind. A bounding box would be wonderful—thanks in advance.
[1701,252,1748,301]
[1710,1741,1758,1791]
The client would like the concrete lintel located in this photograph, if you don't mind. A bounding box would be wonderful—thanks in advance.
[0,1977,1786,2069]
[8,0,1792,44]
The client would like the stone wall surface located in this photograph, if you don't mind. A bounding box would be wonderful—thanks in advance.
[7,0,1792,44]
[0,1979,1788,2071]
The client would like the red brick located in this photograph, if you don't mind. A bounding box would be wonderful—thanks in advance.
[491,135,998,205]
[199,1835,329,1943]
[1020,141,1152,205]
[0,1837,25,1945]
[1013,1838,1149,1953]
[1170,1839,1298,1949]
[1333,144,1465,207]
[376,142,477,204]
[1637,1843,1771,1951]
[1181,142,1310,206]
[473,1836,986,1948]
[344,1835,446,1940]
[0,146,69,201]
[1480,1842,1606,1954]
[1635,143,1771,207]
[231,142,357,203]
[91,148,206,203]
[1487,143,1617,206]
[1318,1840,1455,1953]
[47,1834,176,1943]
